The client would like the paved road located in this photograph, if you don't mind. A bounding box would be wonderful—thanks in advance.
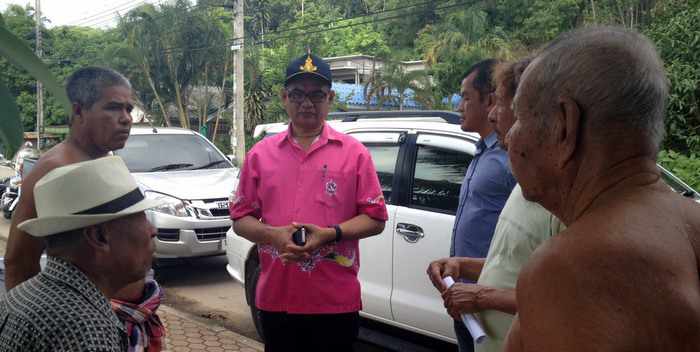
[155,255,259,341]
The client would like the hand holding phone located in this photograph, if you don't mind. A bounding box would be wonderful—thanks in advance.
[292,226,307,246]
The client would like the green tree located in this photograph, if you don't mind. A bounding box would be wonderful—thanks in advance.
[116,0,227,128]
[645,0,700,154]
[416,4,521,96]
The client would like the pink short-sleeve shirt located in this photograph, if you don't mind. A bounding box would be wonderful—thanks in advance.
[230,123,388,314]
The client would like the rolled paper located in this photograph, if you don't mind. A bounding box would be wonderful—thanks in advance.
[443,276,487,344]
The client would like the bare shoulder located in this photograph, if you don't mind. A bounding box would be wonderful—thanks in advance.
[28,143,89,181]
[516,190,700,351]
[17,142,90,205]
[514,230,618,350]
[679,196,700,260]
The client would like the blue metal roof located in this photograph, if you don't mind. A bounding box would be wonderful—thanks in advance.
[332,82,460,110]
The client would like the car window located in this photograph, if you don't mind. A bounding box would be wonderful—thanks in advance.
[364,144,400,205]
[410,142,472,214]
[115,134,231,173]
[351,132,402,204]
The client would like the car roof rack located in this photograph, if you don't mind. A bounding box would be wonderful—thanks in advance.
[329,110,460,125]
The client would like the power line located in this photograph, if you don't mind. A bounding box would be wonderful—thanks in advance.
[39,0,468,64]
[69,0,144,24]
[75,1,166,28]
[161,0,467,54]
[242,0,450,43]
[67,0,148,27]
[77,0,203,28]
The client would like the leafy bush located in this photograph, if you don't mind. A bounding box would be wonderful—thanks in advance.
[658,150,700,191]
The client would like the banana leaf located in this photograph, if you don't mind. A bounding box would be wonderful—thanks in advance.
[0,80,25,156]
[0,26,71,116]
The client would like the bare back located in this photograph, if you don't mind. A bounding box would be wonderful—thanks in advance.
[4,141,102,290]
[506,180,700,351]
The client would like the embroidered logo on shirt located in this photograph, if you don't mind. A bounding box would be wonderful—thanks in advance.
[366,194,385,205]
[325,179,337,195]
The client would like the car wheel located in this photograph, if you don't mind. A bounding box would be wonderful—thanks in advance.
[3,209,10,219]
[246,259,265,341]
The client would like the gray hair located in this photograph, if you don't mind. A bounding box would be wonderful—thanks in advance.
[65,67,132,120]
[525,26,668,149]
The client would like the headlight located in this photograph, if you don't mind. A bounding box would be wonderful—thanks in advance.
[144,191,191,217]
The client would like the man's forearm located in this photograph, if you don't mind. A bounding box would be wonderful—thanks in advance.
[459,257,486,282]
[232,216,272,244]
[477,286,517,315]
[337,214,385,240]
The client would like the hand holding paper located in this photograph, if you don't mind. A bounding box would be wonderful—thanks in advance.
[443,276,486,344]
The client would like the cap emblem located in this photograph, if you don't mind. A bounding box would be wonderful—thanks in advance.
[300,55,318,73]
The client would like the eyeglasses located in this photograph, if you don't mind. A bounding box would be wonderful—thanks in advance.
[286,89,329,104]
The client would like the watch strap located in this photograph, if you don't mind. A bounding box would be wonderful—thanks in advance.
[333,224,343,242]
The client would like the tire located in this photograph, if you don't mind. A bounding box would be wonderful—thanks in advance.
[246,259,265,341]
[3,210,10,219]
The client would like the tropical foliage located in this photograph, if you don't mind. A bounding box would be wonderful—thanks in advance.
[0,8,70,155]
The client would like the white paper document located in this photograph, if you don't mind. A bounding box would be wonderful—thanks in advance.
[443,276,487,344]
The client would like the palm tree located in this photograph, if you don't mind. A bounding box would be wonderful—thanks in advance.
[364,59,431,110]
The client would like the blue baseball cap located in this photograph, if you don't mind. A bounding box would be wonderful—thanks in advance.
[285,53,332,87]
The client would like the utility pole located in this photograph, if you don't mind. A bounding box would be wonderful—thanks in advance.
[35,0,43,151]
[231,0,245,164]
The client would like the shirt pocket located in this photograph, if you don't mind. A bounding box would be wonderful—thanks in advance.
[315,170,348,225]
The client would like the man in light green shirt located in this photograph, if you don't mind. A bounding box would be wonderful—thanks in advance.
[474,183,563,351]
[428,58,564,352]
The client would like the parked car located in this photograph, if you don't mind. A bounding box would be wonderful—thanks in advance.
[114,127,238,259]
[225,111,700,344]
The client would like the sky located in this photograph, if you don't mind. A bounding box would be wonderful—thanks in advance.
[0,0,162,28]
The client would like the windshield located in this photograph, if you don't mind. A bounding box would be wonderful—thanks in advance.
[115,134,231,173]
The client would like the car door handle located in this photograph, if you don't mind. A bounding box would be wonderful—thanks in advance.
[397,223,424,243]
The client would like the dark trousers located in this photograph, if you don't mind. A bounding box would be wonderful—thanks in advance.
[260,310,360,352]
[454,319,475,352]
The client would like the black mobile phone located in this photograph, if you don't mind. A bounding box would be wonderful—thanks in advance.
[292,227,306,246]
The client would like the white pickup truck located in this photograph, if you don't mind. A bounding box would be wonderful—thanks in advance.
[223,111,700,346]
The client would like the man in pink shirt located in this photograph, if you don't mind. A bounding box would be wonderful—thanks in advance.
[230,53,388,352]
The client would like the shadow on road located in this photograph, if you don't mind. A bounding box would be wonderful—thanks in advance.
[154,255,230,287]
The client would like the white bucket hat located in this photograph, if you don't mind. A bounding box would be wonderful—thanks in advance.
[18,156,164,237]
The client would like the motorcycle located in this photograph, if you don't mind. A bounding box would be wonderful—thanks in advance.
[1,174,20,219]
[1,157,37,220]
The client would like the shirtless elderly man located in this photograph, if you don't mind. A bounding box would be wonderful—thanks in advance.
[504,26,700,351]
[5,67,134,289]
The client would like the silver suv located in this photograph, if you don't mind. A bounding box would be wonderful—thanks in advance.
[115,127,238,259]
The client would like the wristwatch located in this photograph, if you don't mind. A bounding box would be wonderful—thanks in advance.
[333,224,343,242]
